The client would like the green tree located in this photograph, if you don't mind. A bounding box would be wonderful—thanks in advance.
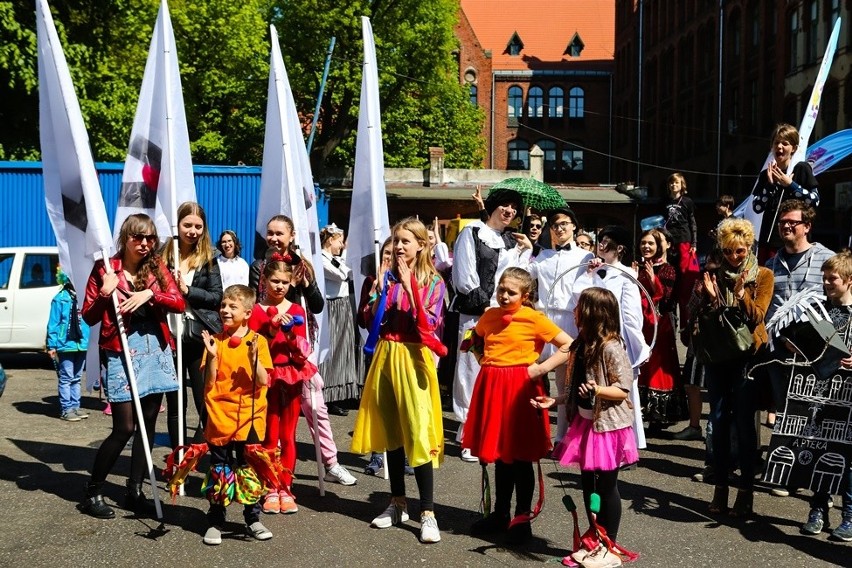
[273,0,484,172]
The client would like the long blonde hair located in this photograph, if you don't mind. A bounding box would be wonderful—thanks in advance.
[161,201,216,270]
[390,217,440,288]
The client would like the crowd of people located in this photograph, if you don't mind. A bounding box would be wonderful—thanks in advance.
[45,122,851,563]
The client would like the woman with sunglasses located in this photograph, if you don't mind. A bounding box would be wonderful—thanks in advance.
[161,202,223,449]
[80,214,185,518]
[697,218,772,518]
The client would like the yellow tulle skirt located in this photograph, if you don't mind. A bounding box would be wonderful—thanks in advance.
[351,340,444,468]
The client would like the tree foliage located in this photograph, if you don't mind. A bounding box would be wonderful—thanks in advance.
[1,0,484,170]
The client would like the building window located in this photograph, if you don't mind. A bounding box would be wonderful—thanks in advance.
[805,1,818,63]
[828,0,840,25]
[508,86,523,121]
[507,139,530,170]
[562,149,584,172]
[469,85,478,106]
[564,33,585,57]
[730,11,741,58]
[506,32,524,56]
[750,2,760,48]
[789,10,799,71]
[548,87,564,118]
[535,139,557,174]
[527,86,543,118]
[568,87,584,118]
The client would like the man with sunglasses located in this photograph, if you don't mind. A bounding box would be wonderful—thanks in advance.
[762,199,834,497]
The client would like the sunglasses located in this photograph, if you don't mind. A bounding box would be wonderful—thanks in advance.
[722,247,748,256]
[777,219,807,228]
[130,233,157,243]
[529,224,542,230]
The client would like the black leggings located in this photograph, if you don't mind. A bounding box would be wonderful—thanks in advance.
[581,469,622,542]
[166,341,206,448]
[494,460,535,517]
[91,393,163,484]
[387,447,434,511]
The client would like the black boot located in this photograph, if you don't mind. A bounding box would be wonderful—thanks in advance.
[82,481,115,519]
[124,479,155,514]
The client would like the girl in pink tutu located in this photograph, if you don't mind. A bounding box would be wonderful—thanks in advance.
[532,286,638,545]
[464,267,573,545]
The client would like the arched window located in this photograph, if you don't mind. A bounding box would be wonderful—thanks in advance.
[507,139,530,170]
[469,85,478,106]
[527,86,544,118]
[508,86,523,119]
[568,87,584,118]
[535,139,557,173]
[548,87,564,118]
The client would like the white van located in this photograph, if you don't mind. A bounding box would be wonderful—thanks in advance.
[0,247,61,351]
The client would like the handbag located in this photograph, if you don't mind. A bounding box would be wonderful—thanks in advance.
[692,302,754,365]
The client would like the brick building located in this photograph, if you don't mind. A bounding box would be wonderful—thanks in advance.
[456,1,616,185]
[613,1,852,246]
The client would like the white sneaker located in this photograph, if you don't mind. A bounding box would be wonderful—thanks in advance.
[371,502,409,528]
[203,525,222,546]
[246,521,273,541]
[325,463,357,485]
[419,512,441,543]
[460,448,478,463]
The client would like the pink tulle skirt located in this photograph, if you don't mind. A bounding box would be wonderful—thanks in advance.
[554,414,639,472]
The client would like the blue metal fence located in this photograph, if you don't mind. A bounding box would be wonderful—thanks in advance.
[0,161,329,261]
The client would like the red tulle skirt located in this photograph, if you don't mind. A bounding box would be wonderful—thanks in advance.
[462,365,551,463]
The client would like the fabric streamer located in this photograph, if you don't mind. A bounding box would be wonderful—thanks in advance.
[364,271,393,355]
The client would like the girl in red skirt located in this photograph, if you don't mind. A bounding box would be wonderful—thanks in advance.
[533,287,639,555]
[463,267,573,545]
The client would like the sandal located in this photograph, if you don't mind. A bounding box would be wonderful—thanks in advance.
[709,486,729,514]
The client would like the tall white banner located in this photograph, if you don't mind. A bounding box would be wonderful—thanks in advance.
[347,16,391,321]
[37,0,113,298]
[114,0,196,240]
[258,25,328,362]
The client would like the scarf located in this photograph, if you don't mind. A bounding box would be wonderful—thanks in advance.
[719,251,759,306]
[66,285,84,343]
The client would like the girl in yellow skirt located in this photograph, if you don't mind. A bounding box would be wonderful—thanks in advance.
[351,217,446,544]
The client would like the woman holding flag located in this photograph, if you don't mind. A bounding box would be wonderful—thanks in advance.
[80,214,185,519]
[161,201,223,449]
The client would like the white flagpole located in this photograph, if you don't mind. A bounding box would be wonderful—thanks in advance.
[159,0,185,489]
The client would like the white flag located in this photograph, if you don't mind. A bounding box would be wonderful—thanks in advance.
[347,16,391,325]
[37,0,113,298]
[258,25,329,363]
[114,0,195,240]
[737,18,841,236]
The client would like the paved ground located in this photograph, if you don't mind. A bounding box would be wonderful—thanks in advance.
[0,352,849,567]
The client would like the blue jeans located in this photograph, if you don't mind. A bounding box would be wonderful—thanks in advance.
[706,358,756,490]
[811,465,852,518]
[57,351,86,414]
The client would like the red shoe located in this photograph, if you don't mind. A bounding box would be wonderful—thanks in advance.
[103,403,112,416]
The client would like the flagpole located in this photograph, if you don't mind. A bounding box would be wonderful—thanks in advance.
[161,0,185,494]
[373,232,389,481]
[103,249,163,519]
[306,36,336,155]
[269,24,326,496]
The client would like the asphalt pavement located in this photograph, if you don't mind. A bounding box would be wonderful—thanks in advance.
[0,352,848,567]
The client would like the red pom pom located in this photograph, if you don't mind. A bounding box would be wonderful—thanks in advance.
[228,335,241,348]
[501,313,514,326]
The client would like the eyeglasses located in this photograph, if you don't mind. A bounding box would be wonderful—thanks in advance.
[529,224,542,230]
[576,241,593,249]
[551,221,573,231]
[777,219,807,228]
[722,247,748,256]
[130,233,157,243]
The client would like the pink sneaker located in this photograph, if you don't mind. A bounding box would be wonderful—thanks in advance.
[279,490,298,514]
[262,492,280,514]
[103,403,112,416]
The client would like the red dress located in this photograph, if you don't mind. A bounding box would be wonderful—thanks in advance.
[637,261,683,423]
[462,306,561,463]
